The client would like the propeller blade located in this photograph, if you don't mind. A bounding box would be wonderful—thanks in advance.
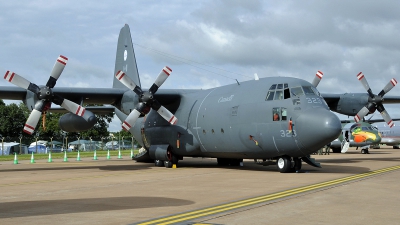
[354,106,370,122]
[122,108,142,131]
[23,109,42,135]
[60,99,86,116]
[157,105,178,125]
[115,70,142,95]
[378,78,398,97]
[376,104,395,128]
[311,70,323,87]
[4,71,34,90]
[357,72,374,98]
[46,55,68,88]
[149,66,172,94]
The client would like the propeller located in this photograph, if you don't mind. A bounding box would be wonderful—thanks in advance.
[116,66,178,131]
[4,55,86,134]
[311,70,324,87]
[354,72,397,128]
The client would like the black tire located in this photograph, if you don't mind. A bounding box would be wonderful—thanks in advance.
[361,149,367,154]
[164,160,173,168]
[293,158,302,172]
[331,148,341,153]
[154,159,164,167]
[276,156,291,173]
[393,146,399,149]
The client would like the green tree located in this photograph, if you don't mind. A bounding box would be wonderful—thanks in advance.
[0,100,31,142]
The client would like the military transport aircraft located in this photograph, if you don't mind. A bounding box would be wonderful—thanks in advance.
[1,24,400,173]
[372,122,400,149]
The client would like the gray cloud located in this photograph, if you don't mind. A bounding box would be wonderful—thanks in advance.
[1,0,400,128]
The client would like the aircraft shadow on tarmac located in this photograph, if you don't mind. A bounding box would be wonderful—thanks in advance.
[0,163,154,173]
[0,196,194,218]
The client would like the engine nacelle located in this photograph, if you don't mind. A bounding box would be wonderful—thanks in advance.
[59,110,97,132]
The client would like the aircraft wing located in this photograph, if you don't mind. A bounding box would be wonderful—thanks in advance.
[321,93,400,104]
[0,86,126,104]
[0,85,199,110]
[320,93,342,105]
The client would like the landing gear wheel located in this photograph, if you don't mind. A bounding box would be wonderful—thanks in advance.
[276,156,291,173]
[293,158,302,172]
[361,149,369,154]
[164,152,179,168]
[164,160,173,168]
[154,159,164,167]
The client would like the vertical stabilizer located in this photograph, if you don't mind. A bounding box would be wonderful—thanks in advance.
[113,24,141,89]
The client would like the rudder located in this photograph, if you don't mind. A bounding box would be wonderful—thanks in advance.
[113,24,141,89]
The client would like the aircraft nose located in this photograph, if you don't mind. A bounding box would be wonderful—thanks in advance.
[295,108,341,152]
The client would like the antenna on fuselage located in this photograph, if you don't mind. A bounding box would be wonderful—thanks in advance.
[235,79,240,85]
[254,73,259,81]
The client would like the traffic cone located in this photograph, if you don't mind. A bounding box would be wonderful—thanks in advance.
[118,149,122,159]
[13,153,18,164]
[76,150,81,161]
[48,151,53,163]
[30,152,35,164]
[63,151,68,162]
[106,150,111,160]
[93,150,98,160]
[130,149,133,158]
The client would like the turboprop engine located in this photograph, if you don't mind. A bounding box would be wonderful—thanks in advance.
[59,110,97,132]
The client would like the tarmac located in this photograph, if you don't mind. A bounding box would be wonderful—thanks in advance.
[0,146,399,225]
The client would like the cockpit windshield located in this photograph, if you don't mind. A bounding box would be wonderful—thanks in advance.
[290,87,304,96]
[302,86,316,95]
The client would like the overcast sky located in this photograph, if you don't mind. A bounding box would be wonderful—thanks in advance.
[1,0,400,131]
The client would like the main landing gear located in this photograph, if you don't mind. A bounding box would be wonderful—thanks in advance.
[154,152,180,168]
[276,156,302,173]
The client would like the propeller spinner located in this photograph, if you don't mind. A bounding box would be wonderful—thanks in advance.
[354,72,398,127]
[4,55,86,134]
[116,66,177,131]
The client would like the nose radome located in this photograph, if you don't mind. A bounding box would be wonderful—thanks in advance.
[295,108,341,152]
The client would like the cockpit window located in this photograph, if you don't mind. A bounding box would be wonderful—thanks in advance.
[274,90,283,100]
[302,86,316,95]
[266,91,275,101]
[290,87,304,96]
[311,86,321,96]
[266,83,289,101]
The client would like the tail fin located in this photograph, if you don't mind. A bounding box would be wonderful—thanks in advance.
[113,24,141,89]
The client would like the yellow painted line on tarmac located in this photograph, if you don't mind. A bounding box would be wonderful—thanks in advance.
[138,165,400,225]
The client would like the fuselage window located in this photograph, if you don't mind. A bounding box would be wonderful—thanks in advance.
[272,107,287,121]
[269,84,277,90]
[281,108,287,121]
[273,107,280,121]
[277,84,283,89]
